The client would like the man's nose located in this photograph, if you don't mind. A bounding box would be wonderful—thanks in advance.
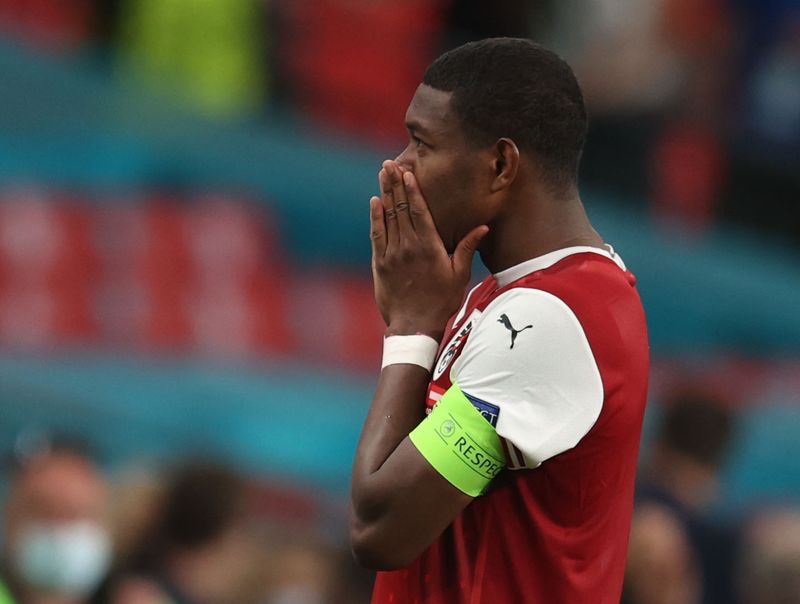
[394,147,413,172]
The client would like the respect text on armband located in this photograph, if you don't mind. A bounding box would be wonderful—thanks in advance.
[435,416,504,480]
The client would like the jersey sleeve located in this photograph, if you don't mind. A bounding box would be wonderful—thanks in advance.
[450,287,603,469]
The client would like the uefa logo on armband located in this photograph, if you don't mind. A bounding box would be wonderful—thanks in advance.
[440,419,455,437]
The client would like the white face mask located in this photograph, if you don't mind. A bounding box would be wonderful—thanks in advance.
[13,520,112,596]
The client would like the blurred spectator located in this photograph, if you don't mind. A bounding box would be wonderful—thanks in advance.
[102,467,164,577]
[543,0,687,200]
[746,20,800,147]
[256,532,374,604]
[0,441,112,604]
[115,0,267,116]
[644,390,736,508]
[738,507,800,604]
[649,120,726,234]
[624,503,701,604]
[541,0,735,234]
[103,461,258,604]
[627,391,740,604]
[260,536,339,604]
[648,0,733,234]
[545,0,686,115]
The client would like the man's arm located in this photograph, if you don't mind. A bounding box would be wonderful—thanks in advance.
[349,162,487,570]
[349,364,472,570]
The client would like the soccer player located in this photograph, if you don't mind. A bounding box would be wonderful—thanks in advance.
[350,38,649,603]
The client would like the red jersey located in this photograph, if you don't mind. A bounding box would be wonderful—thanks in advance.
[372,246,649,603]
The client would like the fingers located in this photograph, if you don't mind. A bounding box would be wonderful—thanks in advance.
[369,196,387,258]
[402,170,438,238]
[384,161,415,236]
[452,225,489,278]
[379,167,399,246]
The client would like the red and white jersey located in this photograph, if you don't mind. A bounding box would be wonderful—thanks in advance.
[372,246,650,604]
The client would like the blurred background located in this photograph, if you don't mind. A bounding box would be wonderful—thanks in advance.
[0,1,798,603]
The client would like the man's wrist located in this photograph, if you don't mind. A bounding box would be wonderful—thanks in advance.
[381,334,440,371]
[385,322,445,343]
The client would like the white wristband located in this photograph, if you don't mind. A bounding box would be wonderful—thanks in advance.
[381,335,440,371]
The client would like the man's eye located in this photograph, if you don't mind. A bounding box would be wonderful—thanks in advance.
[412,136,425,148]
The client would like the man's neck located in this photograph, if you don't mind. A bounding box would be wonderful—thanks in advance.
[479,189,604,274]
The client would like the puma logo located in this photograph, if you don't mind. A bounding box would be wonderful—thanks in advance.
[497,313,532,349]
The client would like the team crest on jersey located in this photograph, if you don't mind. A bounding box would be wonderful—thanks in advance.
[432,309,481,381]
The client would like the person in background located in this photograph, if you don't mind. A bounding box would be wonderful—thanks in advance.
[106,461,257,604]
[643,390,735,509]
[1,443,112,604]
[115,0,267,116]
[623,503,701,604]
[738,507,800,604]
[260,537,338,604]
[625,390,739,604]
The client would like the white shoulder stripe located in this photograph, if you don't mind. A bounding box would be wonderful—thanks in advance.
[451,287,604,469]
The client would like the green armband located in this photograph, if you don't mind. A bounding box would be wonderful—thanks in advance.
[409,383,505,497]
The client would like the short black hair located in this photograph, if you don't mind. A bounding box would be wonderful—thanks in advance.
[131,460,247,569]
[159,460,246,549]
[423,37,587,191]
[659,391,735,467]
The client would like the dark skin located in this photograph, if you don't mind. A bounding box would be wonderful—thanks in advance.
[349,84,604,570]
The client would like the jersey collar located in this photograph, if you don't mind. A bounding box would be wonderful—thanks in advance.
[493,245,626,288]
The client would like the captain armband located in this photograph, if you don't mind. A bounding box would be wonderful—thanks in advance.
[409,383,506,497]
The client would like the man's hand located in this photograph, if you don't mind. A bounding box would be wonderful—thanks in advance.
[349,161,485,570]
[370,160,488,340]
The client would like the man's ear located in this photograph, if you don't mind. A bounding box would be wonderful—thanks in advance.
[489,138,520,193]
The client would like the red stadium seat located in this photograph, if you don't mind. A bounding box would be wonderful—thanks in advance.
[0,190,98,346]
[288,270,384,370]
[184,196,293,356]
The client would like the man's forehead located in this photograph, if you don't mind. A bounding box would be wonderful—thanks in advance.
[405,84,456,134]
